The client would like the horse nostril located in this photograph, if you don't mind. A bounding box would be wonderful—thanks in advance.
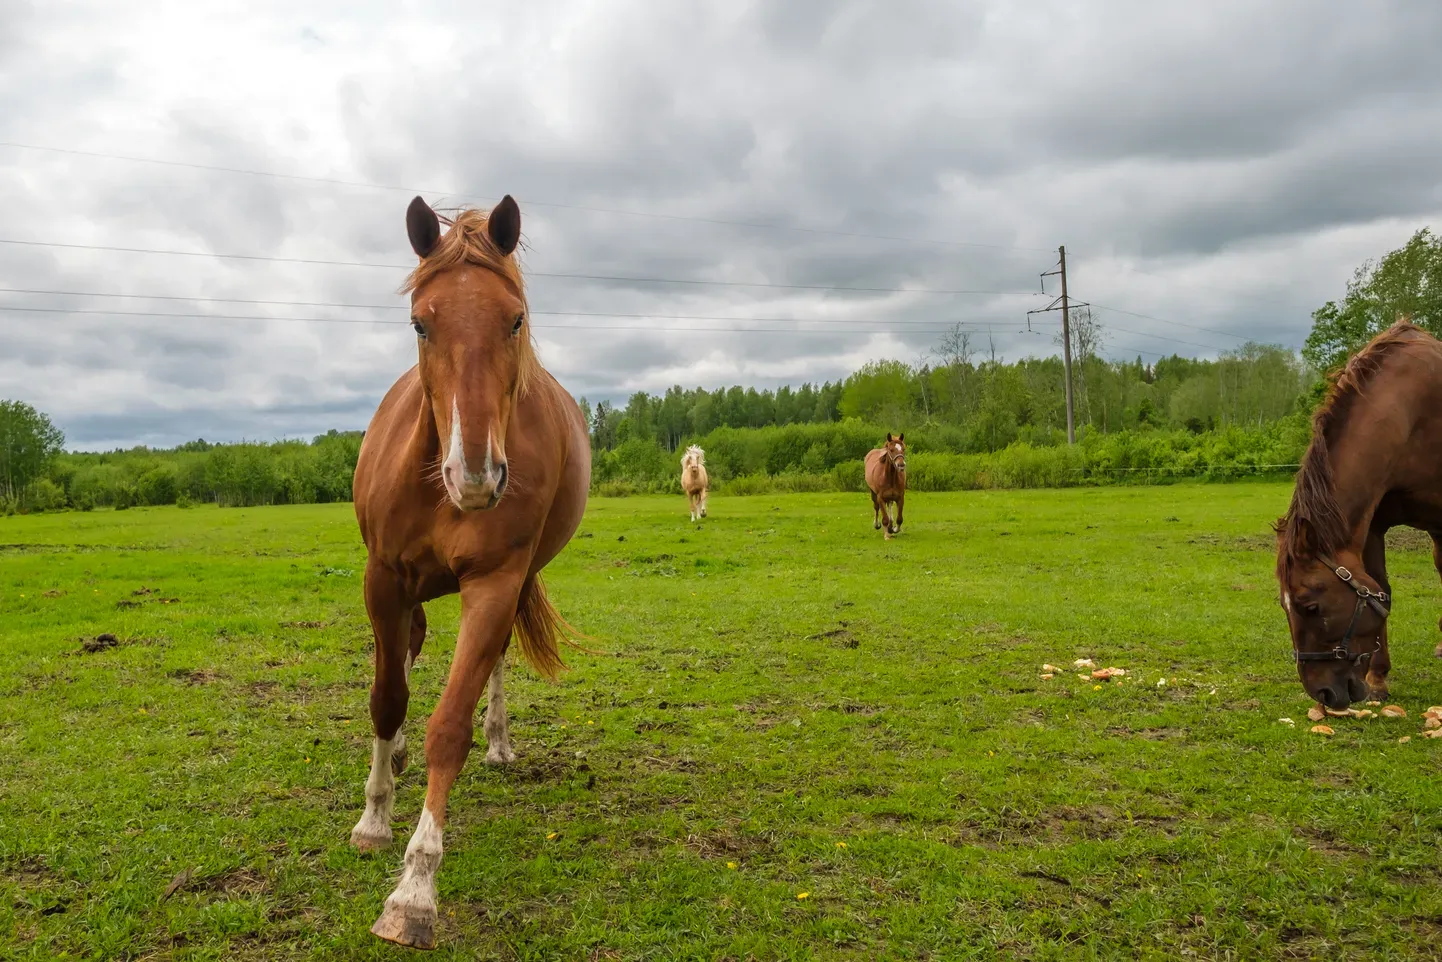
[495,462,508,493]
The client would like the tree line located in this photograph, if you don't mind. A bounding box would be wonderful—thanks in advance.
[2,227,1438,513]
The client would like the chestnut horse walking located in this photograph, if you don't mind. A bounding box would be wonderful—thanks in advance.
[681,444,708,521]
[349,195,591,948]
[865,432,906,538]
[1275,320,1442,710]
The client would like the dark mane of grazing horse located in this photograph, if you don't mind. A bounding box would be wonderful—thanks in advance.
[1275,318,1425,573]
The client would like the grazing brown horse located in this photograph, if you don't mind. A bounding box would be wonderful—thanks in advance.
[865,432,906,539]
[349,195,591,949]
[1274,319,1442,710]
[681,444,708,521]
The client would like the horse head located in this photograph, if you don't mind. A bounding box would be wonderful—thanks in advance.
[884,433,906,473]
[403,194,534,512]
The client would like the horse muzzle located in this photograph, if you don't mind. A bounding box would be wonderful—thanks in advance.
[442,458,508,511]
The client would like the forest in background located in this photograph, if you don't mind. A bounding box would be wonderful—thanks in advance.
[2,228,1438,511]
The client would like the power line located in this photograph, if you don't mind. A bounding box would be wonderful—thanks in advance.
[0,304,1026,336]
[0,298,1241,351]
[1088,301,1281,343]
[0,141,1053,253]
[0,302,1014,330]
[0,237,1035,296]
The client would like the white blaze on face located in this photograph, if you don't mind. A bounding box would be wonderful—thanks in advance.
[440,398,503,507]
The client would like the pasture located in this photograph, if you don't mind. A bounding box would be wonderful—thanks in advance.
[4,484,1442,960]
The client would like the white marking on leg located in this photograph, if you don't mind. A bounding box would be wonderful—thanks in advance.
[484,659,515,764]
[351,733,399,848]
[381,807,443,919]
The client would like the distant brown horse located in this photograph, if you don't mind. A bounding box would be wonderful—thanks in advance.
[1274,319,1442,710]
[681,444,708,521]
[865,432,906,539]
[348,195,591,948]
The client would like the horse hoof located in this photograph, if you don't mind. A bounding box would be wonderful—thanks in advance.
[390,746,408,777]
[484,746,516,766]
[371,903,437,950]
[350,826,393,853]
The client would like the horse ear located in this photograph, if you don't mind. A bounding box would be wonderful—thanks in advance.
[886,432,894,442]
[487,194,521,256]
[406,196,441,258]
[1293,517,1316,555]
[898,433,904,442]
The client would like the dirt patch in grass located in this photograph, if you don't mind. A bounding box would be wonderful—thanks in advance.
[80,633,121,653]
[280,620,327,629]
[200,866,268,896]
[3,857,57,887]
[1105,725,1187,741]
[170,668,221,685]
[683,827,774,860]
[809,625,859,648]
[1296,825,1365,858]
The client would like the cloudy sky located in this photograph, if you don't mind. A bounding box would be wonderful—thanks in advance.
[1,0,1439,450]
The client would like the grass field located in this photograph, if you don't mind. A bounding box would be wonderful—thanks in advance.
[5,484,1442,960]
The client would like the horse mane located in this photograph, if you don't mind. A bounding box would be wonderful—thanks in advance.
[682,444,704,466]
[1276,317,1425,566]
[400,206,541,398]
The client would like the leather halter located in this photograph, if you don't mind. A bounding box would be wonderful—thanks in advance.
[1290,555,1391,665]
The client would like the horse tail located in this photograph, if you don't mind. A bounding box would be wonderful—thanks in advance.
[512,574,602,682]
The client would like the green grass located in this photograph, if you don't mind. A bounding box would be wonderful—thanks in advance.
[4,484,1442,960]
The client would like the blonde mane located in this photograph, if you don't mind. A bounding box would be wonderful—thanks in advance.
[401,206,542,397]
[682,444,705,467]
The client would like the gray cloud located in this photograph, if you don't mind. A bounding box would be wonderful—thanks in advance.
[1,0,1440,450]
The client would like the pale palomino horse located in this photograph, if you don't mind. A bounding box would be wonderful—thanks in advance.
[681,444,708,521]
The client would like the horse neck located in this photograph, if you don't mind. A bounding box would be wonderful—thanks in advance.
[1325,387,1423,551]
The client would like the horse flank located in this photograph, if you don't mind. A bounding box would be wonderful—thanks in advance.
[1276,318,1425,568]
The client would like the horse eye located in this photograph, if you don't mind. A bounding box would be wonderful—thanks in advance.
[411,318,427,339]
[512,315,525,336]
[1303,603,1321,615]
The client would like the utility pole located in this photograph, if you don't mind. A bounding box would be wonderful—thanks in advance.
[1058,245,1074,445]
[1027,245,1088,445]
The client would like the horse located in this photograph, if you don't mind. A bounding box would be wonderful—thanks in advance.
[681,444,708,521]
[348,194,591,949]
[1274,319,1442,710]
[864,432,906,539]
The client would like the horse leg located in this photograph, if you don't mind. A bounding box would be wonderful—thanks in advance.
[1363,527,1392,700]
[389,605,427,776]
[351,564,415,852]
[871,491,882,531]
[880,499,894,540]
[892,491,904,534]
[482,639,515,765]
[1432,533,1442,659]
[370,568,525,949]
[699,489,707,518]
